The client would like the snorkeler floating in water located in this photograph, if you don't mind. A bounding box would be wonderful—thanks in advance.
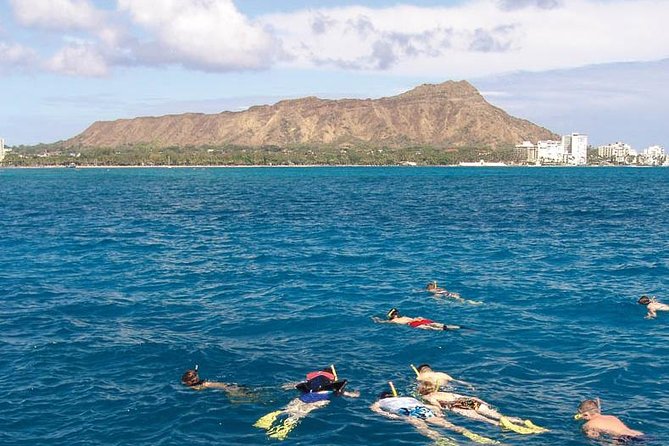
[426,281,482,305]
[182,366,241,391]
[370,382,498,445]
[412,364,474,391]
[181,366,256,401]
[373,308,462,331]
[574,398,644,440]
[254,365,359,440]
[638,295,669,319]
[414,368,547,435]
[426,281,462,299]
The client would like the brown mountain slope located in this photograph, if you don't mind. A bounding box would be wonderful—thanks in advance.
[65,81,557,149]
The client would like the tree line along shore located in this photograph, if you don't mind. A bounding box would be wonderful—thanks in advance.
[1,143,628,167]
[2,144,525,167]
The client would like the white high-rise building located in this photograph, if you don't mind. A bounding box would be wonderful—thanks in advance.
[0,138,5,162]
[597,141,632,163]
[645,145,665,157]
[515,141,537,163]
[562,133,588,165]
[537,140,565,164]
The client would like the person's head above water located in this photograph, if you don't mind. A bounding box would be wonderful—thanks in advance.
[378,391,394,399]
[387,308,400,320]
[638,295,652,305]
[181,369,201,387]
[426,281,438,290]
[575,399,601,420]
[416,364,433,374]
[417,380,438,395]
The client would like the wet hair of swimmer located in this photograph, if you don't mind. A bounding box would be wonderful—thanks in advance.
[387,308,400,320]
[378,391,394,399]
[426,281,437,290]
[181,369,200,386]
[638,295,652,305]
[578,399,601,415]
[416,364,432,373]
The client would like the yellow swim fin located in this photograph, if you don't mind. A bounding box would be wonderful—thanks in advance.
[267,416,299,440]
[253,410,282,430]
[434,437,458,446]
[524,419,549,433]
[462,430,499,444]
[499,416,538,435]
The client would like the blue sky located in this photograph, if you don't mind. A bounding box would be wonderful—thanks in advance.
[1,0,668,148]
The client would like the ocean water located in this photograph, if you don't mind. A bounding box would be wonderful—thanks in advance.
[1,166,667,446]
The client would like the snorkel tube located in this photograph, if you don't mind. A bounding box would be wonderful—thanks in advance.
[410,364,420,378]
[388,381,398,397]
[330,364,338,382]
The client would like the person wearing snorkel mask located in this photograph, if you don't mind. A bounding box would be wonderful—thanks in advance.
[416,379,547,435]
[638,295,669,319]
[253,365,359,440]
[373,308,462,331]
[181,366,253,399]
[370,382,498,445]
[181,367,236,391]
[574,399,644,439]
[426,281,462,300]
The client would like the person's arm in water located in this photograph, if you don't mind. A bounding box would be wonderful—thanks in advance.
[420,371,473,390]
[582,423,601,438]
[370,403,445,443]
[645,302,658,319]
[370,402,402,420]
[372,316,412,325]
[342,389,360,398]
[200,381,236,390]
[647,301,669,318]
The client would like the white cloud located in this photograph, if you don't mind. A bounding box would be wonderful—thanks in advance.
[45,43,108,76]
[117,0,279,71]
[10,0,102,31]
[0,41,38,72]
[4,0,669,78]
[259,0,669,77]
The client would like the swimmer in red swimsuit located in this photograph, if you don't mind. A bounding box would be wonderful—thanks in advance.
[373,308,462,331]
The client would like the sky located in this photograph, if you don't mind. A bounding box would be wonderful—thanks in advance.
[1,0,668,148]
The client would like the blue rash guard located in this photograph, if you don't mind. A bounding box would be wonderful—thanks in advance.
[299,391,334,403]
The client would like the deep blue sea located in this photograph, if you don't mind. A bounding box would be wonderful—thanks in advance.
[1,167,668,446]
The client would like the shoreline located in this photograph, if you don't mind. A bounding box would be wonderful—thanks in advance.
[1,163,665,169]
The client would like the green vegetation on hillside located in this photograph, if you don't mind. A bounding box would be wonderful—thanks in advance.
[2,143,528,167]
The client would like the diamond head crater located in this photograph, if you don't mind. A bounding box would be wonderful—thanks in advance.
[6,81,558,166]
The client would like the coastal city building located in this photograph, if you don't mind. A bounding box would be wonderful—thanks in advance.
[537,140,566,164]
[597,141,633,164]
[0,138,5,162]
[562,133,588,165]
[642,145,666,165]
[516,133,588,165]
[515,141,537,163]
